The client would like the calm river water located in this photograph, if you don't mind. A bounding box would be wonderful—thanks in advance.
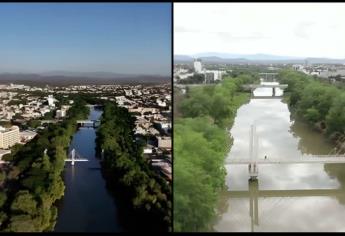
[54,106,122,232]
[214,82,345,232]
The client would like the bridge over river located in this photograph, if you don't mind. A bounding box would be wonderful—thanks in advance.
[214,80,345,232]
[225,125,345,180]
[223,180,345,232]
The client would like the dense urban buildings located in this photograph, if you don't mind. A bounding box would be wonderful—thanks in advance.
[0,82,171,181]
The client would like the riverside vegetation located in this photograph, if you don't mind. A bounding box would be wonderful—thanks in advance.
[0,99,89,232]
[95,102,171,232]
[279,69,345,146]
[279,70,345,193]
[174,74,258,232]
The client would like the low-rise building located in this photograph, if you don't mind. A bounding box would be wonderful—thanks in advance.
[55,109,66,119]
[20,130,37,143]
[157,136,171,150]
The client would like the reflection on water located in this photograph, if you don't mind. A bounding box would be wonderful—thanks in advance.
[214,83,345,232]
[54,107,122,232]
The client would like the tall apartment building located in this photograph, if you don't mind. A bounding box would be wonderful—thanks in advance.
[0,126,20,149]
[194,58,203,73]
[47,95,55,107]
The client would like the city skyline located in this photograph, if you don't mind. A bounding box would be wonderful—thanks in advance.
[0,3,171,76]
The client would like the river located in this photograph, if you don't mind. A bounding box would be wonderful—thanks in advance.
[214,82,345,232]
[54,106,122,232]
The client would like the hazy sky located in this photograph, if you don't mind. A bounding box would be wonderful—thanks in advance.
[174,3,345,59]
[0,3,171,75]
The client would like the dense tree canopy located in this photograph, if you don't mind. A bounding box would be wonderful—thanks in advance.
[96,102,171,232]
[174,75,256,231]
[0,98,89,232]
[278,69,345,140]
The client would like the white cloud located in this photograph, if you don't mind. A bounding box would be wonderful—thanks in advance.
[174,3,345,58]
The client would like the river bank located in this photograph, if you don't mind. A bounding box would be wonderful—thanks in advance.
[174,74,258,232]
[0,99,89,232]
[279,70,345,152]
[54,106,122,232]
[213,79,345,232]
[95,102,171,232]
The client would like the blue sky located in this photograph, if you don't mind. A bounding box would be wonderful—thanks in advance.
[0,3,171,76]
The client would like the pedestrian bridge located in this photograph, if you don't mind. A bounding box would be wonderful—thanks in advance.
[65,148,88,165]
[43,148,88,166]
[226,155,345,165]
[225,125,345,180]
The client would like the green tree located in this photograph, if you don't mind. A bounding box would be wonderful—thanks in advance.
[0,171,5,184]
[0,192,7,209]
[28,120,41,129]
[8,214,37,232]
[326,93,345,135]
[10,191,37,215]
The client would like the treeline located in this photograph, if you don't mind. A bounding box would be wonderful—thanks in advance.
[179,75,257,128]
[178,74,205,84]
[0,99,89,232]
[279,69,345,141]
[95,102,171,232]
[174,75,257,232]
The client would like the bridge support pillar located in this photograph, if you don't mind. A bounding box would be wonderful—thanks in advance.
[248,125,258,180]
[249,180,259,228]
[248,163,258,180]
[71,148,75,166]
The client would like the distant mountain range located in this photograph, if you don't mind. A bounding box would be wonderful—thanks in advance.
[175,53,345,64]
[0,72,170,86]
[40,71,144,78]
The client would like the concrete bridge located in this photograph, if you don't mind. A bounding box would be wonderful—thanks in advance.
[242,84,288,90]
[86,104,103,108]
[226,188,345,198]
[224,180,344,232]
[76,120,101,128]
[241,84,288,98]
[250,96,283,99]
[258,72,278,82]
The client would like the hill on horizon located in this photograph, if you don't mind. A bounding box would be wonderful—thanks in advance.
[0,72,170,86]
[174,53,345,64]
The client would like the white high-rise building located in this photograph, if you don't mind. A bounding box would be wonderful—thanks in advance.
[47,95,55,107]
[194,59,203,73]
[0,126,20,149]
